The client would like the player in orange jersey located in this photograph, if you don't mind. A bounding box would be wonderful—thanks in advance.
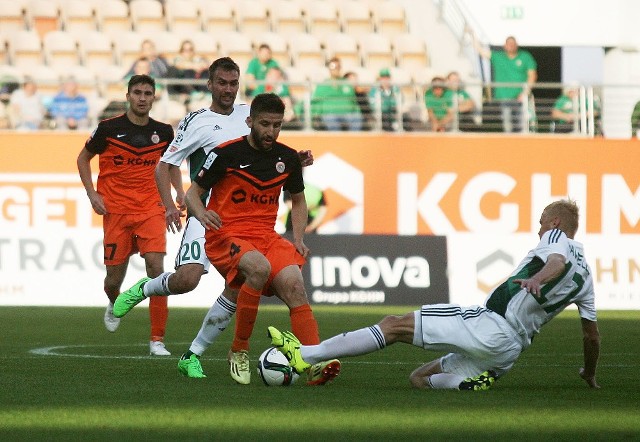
[184,93,340,385]
[77,74,184,355]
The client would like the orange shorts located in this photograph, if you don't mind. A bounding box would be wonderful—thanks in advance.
[205,231,306,293]
[103,212,166,266]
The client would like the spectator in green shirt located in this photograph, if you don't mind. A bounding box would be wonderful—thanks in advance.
[310,57,362,131]
[469,31,537,133]
[245,44,280,98]
[444,71,477,131]
[424,76,454,132]
[551,86,602,135]
[251,66,296,127]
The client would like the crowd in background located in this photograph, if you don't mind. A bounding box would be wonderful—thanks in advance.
[0,31,611,135]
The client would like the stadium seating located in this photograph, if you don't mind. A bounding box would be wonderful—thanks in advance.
[95,0,131,36]
[198,0,236,33]
[164,0,201,33]
[27,0,61,38]
[306,1,341,36]
[358,33,394,72]
[268,0,306,37]
[43,30,80,70]
[235,0,270,39]
[187,31,220,65]
[129,0,166,34]
[288,32,325,74]
[151,31,185,62]
[0,0,28,35]
[321,32,360,71]
[339,1,374,37]
[112,31,147,67]
[61,0,97,34]
[218,31,254,70]
[372,1,408,37]
[8,30,44,70]
[29,64,61,97]
[78,31,116,72]
[392,33,429,75]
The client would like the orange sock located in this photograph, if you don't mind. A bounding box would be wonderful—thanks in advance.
[232,284,262,352]
[149,295,168,341]
[290,304,320,345]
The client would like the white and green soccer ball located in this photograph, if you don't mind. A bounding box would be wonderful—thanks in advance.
[256,346,299,386]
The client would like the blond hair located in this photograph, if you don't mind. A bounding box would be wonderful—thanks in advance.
[544,199,579,238]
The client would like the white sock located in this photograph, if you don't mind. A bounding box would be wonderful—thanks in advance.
[189,294,236,355]
[143,272,173,296]
[300,325,386,365]
[428,373,465,390]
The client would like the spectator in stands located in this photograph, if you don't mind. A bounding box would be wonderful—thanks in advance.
[631,100,640,138]
[251,66,295,125]
[445,71,477,131]
[125,39,171,79]
[126,57,164,98]
[172,39,209,97]
[1,75,20,128]
[424,76,454,132]
[344,71,373,130]
[468,30,537,133]
[368,68,400,131]
[9,76,46,130]
[552,86,602,135]
[311,57,362,131]
[245,44,280,98]
[48,76,90,130]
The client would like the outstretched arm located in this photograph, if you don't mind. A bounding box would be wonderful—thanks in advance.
[466,26,491,59]
[579,318,600,388]
[513,253,565,297]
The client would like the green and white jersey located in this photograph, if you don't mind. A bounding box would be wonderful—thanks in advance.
[162,104,250,181]
[485,228,596,348]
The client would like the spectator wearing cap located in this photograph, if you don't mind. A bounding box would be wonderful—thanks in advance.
[369,68,401,131]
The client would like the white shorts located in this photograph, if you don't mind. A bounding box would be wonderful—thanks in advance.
[413,304,522,378]
[174,216,211,273]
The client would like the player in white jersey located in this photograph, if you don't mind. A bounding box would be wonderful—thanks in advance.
[267,199,601,391]
[114,57,313,381]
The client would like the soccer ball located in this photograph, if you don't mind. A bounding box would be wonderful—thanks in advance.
[256,346,299,386]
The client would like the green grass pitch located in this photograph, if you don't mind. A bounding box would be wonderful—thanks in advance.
[0,305,638,441]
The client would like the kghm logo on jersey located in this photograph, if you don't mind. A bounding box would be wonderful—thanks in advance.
[231,189,247,203]
[112,155,157,167]
[275,161,285,173]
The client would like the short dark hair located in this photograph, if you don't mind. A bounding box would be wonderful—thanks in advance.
[250,93,285,118]
[208,57,240,81]
[127,74,155,93]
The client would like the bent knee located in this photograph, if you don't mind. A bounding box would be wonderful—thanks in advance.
[170,265,204,293]
[378,312,415,344]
